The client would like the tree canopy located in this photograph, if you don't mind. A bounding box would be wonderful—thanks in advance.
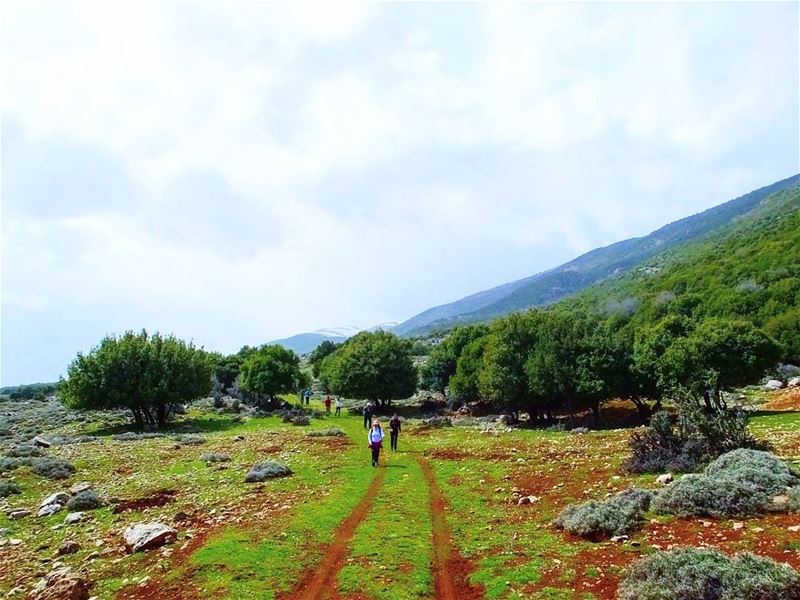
[238,345,304,405]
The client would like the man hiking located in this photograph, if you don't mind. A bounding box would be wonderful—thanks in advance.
[324,395,332,415]
[334,396,343,417]
[363,401,373,429]
[368,419,384,467]
[389,413,401,451]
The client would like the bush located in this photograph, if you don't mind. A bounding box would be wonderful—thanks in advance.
[176,434,206,445]
[0,480,21,497]
[789,486,800,511]
[553,488,653,540]
[66,489,102,510]
[421,416,452,428]
[0,457,29,473]
[627,407,770,474]
[652,449,799,518]
[5,445,44,458]
[200,452,230,463]
[244,461,292,482]
[307,428,345,437]
[31,457,76,480]
[291,416,310,426]
[618,547,800,600]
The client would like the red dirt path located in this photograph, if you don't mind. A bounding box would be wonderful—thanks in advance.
[418,458,484,600]
[283,468,387,600]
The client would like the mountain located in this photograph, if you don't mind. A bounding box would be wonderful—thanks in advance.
[270,322,400,355]
[394,174,800,336]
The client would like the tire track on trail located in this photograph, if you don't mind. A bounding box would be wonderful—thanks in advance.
[418,457,484,600]
[286,467,387,600]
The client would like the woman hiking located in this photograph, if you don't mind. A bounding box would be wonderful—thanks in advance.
[368,419,384,467]
[389,413,401,451]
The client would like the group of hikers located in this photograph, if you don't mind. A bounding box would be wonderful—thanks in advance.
[299,392,402,466]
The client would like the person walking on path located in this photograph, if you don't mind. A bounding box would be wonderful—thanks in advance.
[368,420,384,467]
[389,413,401,451]
[334,396,343,417]
[324,395,332,415]
[363,401,373,429]
[304,389,312,405]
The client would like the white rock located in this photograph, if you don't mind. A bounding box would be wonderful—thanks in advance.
[732,522,744,530]
[64,512,86,525]
[656,473,674,485]
[38,504,64,518]
[40,492,69,509]
[32,436,52,448]
[610,535,629,543]
[764,379,784,390]
[29,567,90,600]
[788,376,800,388]
[123,522,177,552]
[69,482,92,495]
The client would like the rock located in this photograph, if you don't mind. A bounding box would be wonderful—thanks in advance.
[772,494,790,509]
[788,525,800,533]
[245,461,292,483]
[40,492,69,509]
[32,436,52,448]
[69,482,92,495]
[656,473,674,485]
[57,540,80,555]
[732,522,744,530]
[38,504,64,518]
[611,535,629,543]
[517,496,531,506]
[29,567,90,600]
[788,376,800,388]
[123,522,177,552]
[64,512,86,525]
[9,509,31,520]
[764,379,784,390]
[233,435,245,442]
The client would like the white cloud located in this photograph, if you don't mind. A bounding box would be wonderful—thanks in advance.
[1,1,797,383]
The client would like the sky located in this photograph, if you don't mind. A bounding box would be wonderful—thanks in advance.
[2,2,798,386]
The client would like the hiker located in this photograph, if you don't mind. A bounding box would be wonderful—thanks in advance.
[363,401,373,429]
[389,413,401,451]
[368,419,384,467]
[324,395,332,415]
[334,396,343,417]
[304,389,312,405]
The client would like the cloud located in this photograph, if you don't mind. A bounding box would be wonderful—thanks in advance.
[1,1,797,384]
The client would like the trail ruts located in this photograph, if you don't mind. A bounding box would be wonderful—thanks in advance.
[418,457,484,600]
[285,468,387,600]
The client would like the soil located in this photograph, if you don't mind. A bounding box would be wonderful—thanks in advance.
[763,387,800,411]
[417,458,484,600]
[111,489,177,514]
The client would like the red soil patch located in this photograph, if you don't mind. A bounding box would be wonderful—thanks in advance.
[112,489,177,514]
[418,458,484,600]
[282,468,387,600]
[763,387,800,411]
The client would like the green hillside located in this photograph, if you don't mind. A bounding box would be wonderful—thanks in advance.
[398,174,800,336]
[569,184,800,361]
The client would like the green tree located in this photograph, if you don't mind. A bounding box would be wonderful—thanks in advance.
[60,330,212,429]
[239,345,303,406]
[448,337,488,402]
[308,340,341,378]
[419,324,488,392]
[320,331,417,406]
[764,307,800,363]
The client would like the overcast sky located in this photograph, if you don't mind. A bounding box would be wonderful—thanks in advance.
[2,2,798,385]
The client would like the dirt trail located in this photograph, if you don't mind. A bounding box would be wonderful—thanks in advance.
[417,458,483,600]
[286,468,387,600]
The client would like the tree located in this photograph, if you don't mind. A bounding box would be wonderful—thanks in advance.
[308,340,341,378]
[320,331,417,406]
[239,345,303,406]
[419,324,488,392]
[60,330,213,429]
[448,337,487,402]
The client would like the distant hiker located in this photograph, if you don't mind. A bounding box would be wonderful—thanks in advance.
[363,401,373,429]
[368,419,384,467]
[389,413,401,451]
[324,395,332,415]
[304,389,312,405]
[334,396,343,417]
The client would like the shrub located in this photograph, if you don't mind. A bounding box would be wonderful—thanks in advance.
[245,461,292,482]
[627,407,770,474]
[652,449,800,518]
[5,445,44,458]
[31,457,76,480]
[291,416,310,426]
[553,488,653,540]
[789,486,800,511]
[307,428,345,437]
[66,489,102,510]
[200,452,230,463]
[618,547,800,600]
[176,434,206,445]
[421,416,452,428]
[0,457,29,473]
[0,480,21,497]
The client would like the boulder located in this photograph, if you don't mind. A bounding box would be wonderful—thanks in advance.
[57,540,81,555]
[764,379,784,390]
[611,535,630,543]
[123,522,177,552]
[9,509,31,520]
[64,512,86,525]
[245,461,292,483]
[29,567,90,600]
[38,504,64,518]
[69,482,92,495]
[32,436,52,448]
[788,376,800,388]
[656,473,674,485]
[40,492,69,509]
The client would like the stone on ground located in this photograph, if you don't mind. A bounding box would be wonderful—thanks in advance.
[123,522,177,552]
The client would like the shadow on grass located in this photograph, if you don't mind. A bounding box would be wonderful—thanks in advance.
[89,414,256,437]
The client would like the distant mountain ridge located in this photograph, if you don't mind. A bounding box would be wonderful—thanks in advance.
[270,322,399,355]
[393,174,800,336]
